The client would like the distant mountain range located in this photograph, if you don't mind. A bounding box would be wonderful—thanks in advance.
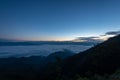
[0,39,100,46]
[0,39,17,42]
[0,35,119,80]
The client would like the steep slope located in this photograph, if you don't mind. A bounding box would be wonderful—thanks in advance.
[63,35,120,77]
[42,35,120,80]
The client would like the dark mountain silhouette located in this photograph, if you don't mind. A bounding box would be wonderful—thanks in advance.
[46,49,75,62]
[0,49,75,80]
[0,35,120,80]
[0,39,14,42]
[66,34,120,76]
[0,49,74,68]
[63,35,120,76]
[41,35,120,80]
[0,41,96,46]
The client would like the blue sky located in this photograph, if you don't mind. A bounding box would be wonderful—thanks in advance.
[0,0,120,41]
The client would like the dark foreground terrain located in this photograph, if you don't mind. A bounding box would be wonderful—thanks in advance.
[0,35,120,80]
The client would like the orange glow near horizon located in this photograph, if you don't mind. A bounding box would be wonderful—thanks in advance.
[19,37,75,41]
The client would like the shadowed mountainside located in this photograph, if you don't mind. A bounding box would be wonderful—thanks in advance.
[0,49,75,80]
[0,35,120,80]
[41,35,120,80]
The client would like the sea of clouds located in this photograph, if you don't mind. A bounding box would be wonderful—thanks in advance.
[0,45,92,58]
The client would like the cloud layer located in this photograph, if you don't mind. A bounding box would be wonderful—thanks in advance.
[73,30,120,43]
[105,31,120,35]
[73,37,103,43]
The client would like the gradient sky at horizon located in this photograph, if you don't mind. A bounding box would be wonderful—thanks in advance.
[0,0,120,41]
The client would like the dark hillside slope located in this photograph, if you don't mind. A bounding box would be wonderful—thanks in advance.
[46,49,75,62]
[62,35,120,77]
[0,50,75,80]
[42,35,120,80]
[0,35,120,80]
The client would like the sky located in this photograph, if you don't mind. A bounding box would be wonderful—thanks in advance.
[0,0,120,41]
